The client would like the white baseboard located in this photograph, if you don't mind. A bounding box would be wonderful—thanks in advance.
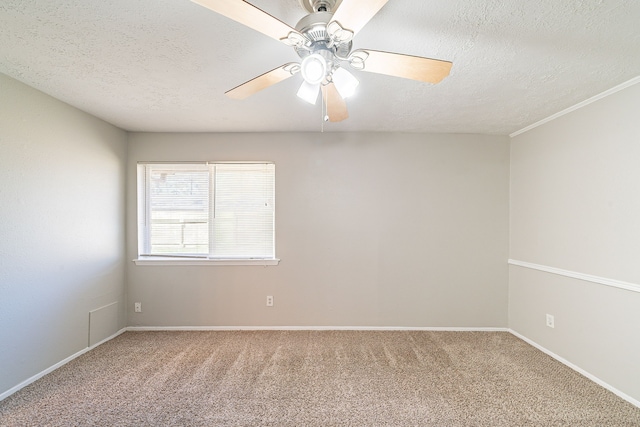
[0,328,127,402]
[508,329,640,409]
[126,326,509,332]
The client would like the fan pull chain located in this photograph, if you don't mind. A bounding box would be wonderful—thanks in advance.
[321,89,324,133]
[321,84,326,133]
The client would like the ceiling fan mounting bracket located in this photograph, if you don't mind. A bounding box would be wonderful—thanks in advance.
[298,0,341,14]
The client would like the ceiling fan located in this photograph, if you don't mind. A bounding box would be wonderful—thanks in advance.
[192,0,453,122]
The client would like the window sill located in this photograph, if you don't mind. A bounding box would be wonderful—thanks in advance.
[133,257,280,266]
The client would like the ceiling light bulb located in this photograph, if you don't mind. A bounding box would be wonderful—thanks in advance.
[297,81,320,105]
[332,67,359,99]
[301,54,327,85]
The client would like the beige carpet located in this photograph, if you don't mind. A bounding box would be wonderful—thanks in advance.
[1,331,639,426]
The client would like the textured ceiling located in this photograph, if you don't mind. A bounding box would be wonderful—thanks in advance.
[1,0,639,134]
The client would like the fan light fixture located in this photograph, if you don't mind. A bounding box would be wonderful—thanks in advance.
[332,67,359,98]
[297,65,358,105]
[297,80,321,104]
[300,54,327,85]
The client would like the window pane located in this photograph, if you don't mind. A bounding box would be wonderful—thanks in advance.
[211,163,275,259]
[148,164,209,255]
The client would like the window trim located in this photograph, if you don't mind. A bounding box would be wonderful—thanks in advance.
[133,257,280,266]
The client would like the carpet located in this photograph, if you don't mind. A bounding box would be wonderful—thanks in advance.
[1,331,639,426]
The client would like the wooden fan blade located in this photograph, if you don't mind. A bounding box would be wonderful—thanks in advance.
[330,0,389,35]
[321,83,349,122]
[359,50,452,84]
[226,63,298,99]
[192,0,300,43]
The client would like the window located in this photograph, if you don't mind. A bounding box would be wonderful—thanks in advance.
[136,162,277,265]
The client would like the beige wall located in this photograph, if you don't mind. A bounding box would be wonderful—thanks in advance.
[127,132,510,328]
[0,74,127,396]
[509,82,640,402]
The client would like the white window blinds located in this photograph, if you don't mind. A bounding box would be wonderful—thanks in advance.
[211,163,275,259]
[138,162,275,260]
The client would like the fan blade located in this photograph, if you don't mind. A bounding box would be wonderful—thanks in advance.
[330,0,389,36]
[226,63,298,99]
[357,50,452,84]
[321,83,349,122]
[191,0,300,43]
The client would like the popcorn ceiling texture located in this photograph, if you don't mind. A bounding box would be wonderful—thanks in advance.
[1,331,639,426]
[0,0,639,134]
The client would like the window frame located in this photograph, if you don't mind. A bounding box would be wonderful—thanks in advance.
[134,161,279,266]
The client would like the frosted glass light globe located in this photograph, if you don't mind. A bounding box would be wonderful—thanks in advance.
[301,54,327,85]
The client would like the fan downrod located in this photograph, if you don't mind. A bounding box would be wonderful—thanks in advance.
[298,0,340,14]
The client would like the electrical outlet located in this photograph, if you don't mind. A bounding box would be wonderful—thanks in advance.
[135,302,142,313]
[266,296,273,307]
[546,314,554,328]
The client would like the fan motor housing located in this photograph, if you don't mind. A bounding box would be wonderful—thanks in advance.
[294,11,352,60]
